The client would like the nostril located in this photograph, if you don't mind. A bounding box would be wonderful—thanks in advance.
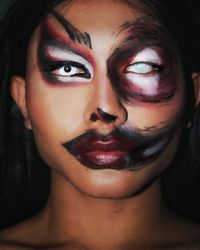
[97,108,117,123]
[90,113,98,122]
[89,108,117,123]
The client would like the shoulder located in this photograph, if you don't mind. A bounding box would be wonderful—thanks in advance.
[0,215,51,250]
[160,212,200,249]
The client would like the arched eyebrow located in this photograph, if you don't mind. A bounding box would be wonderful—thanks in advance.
[50,10,92,49]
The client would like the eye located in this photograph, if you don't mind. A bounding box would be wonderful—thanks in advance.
[125,62,162,75]
[51,61,91,79]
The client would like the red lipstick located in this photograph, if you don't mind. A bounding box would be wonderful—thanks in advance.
[68,134,135,169]
[63,130,170,170]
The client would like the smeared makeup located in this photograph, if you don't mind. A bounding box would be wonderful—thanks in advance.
[37,18,94,85]
[60,16,184,170]
[37,12,183,106]
[108,17,183,105]
[62,115,181,170]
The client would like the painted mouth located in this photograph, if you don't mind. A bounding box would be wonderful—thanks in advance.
[62,130,170,170]
[77,150,128,169]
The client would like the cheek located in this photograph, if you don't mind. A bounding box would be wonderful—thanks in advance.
[122,71,177,104]
[25,74,89,141]
[125,87,184,129]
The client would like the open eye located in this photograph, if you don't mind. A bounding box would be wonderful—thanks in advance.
[51,61,91,78]
[125,62,161,75]
[41,46,94,83]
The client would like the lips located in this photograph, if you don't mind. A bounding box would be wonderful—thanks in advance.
[77,150,129,169]
[65,134,136,169]
[63,131,170,170]
[70,134,139,154]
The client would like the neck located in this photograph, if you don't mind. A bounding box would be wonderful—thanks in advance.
[40,172,167,249]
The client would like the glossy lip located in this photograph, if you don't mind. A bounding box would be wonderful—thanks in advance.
[77,150,129,169]
[63,131,170,170]
[70,135,135,169]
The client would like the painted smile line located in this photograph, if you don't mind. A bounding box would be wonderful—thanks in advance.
[62,130,171,170]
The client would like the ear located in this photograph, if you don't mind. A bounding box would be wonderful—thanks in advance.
[10,76,32,129]
[192,72,200,107]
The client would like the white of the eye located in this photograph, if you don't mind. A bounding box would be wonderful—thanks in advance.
[127,63,153,74]
[46,46,94,78]
[134,48,162,64]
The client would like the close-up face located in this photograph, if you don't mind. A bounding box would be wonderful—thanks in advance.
[15,0,186,198]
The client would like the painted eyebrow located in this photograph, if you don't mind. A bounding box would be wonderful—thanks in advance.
[50,10,92,49]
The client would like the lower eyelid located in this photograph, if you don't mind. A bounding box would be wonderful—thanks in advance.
[55,76,92,83]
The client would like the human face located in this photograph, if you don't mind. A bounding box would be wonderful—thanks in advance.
[23,0,185,198]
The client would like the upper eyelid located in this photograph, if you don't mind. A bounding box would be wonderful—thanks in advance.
[128,61,160,65]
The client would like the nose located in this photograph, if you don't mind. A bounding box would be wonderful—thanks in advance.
[83,76,127,132]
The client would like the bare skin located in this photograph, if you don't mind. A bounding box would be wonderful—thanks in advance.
[1,0,200,249]
[0,180,200,250]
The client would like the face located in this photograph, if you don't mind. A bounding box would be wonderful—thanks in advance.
[17,0,185,198]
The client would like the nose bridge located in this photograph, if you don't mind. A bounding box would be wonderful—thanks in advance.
[95,74,119,110]
[83,74,127,131]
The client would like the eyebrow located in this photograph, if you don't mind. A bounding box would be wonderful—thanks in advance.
[50,10,92,49]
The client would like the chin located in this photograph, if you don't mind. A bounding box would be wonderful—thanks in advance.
[68,167,158,199]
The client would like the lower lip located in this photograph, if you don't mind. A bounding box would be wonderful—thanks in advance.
[76,150,129,170]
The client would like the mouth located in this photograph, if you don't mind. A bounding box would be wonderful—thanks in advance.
[62,131,170,170]
[76,150,129,169]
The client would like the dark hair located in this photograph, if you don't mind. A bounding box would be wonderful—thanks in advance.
[0,0,200,228]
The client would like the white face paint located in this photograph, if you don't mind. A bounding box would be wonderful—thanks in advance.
[45,46,94,83]
[124,48,162,96]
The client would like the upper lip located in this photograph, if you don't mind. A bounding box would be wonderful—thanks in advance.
[67,133,140,154]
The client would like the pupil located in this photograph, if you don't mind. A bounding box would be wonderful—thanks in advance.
[64,65,71,73]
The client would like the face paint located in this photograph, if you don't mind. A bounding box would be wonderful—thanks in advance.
[107,17,182,105]
[60,16,184,171]
[90,108,118,123]
[42,45,93,83]
[124,48,162,96]
[62,114,180,170]
[51,10,92,49]
[37,19,94,86]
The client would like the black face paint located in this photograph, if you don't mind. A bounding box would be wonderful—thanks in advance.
[90,108,117,123]
[62,116,181,171]
[50,10,92,49]
[107,16,183,105]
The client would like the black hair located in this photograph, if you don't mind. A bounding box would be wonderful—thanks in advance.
[0,0,200,228]
[0,0,71,228]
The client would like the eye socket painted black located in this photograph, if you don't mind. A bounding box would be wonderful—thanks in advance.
[41,60,91,79]
[107,17,181,105]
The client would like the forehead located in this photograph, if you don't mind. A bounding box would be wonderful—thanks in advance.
[54,0,143,33]
[27,0,150,60]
